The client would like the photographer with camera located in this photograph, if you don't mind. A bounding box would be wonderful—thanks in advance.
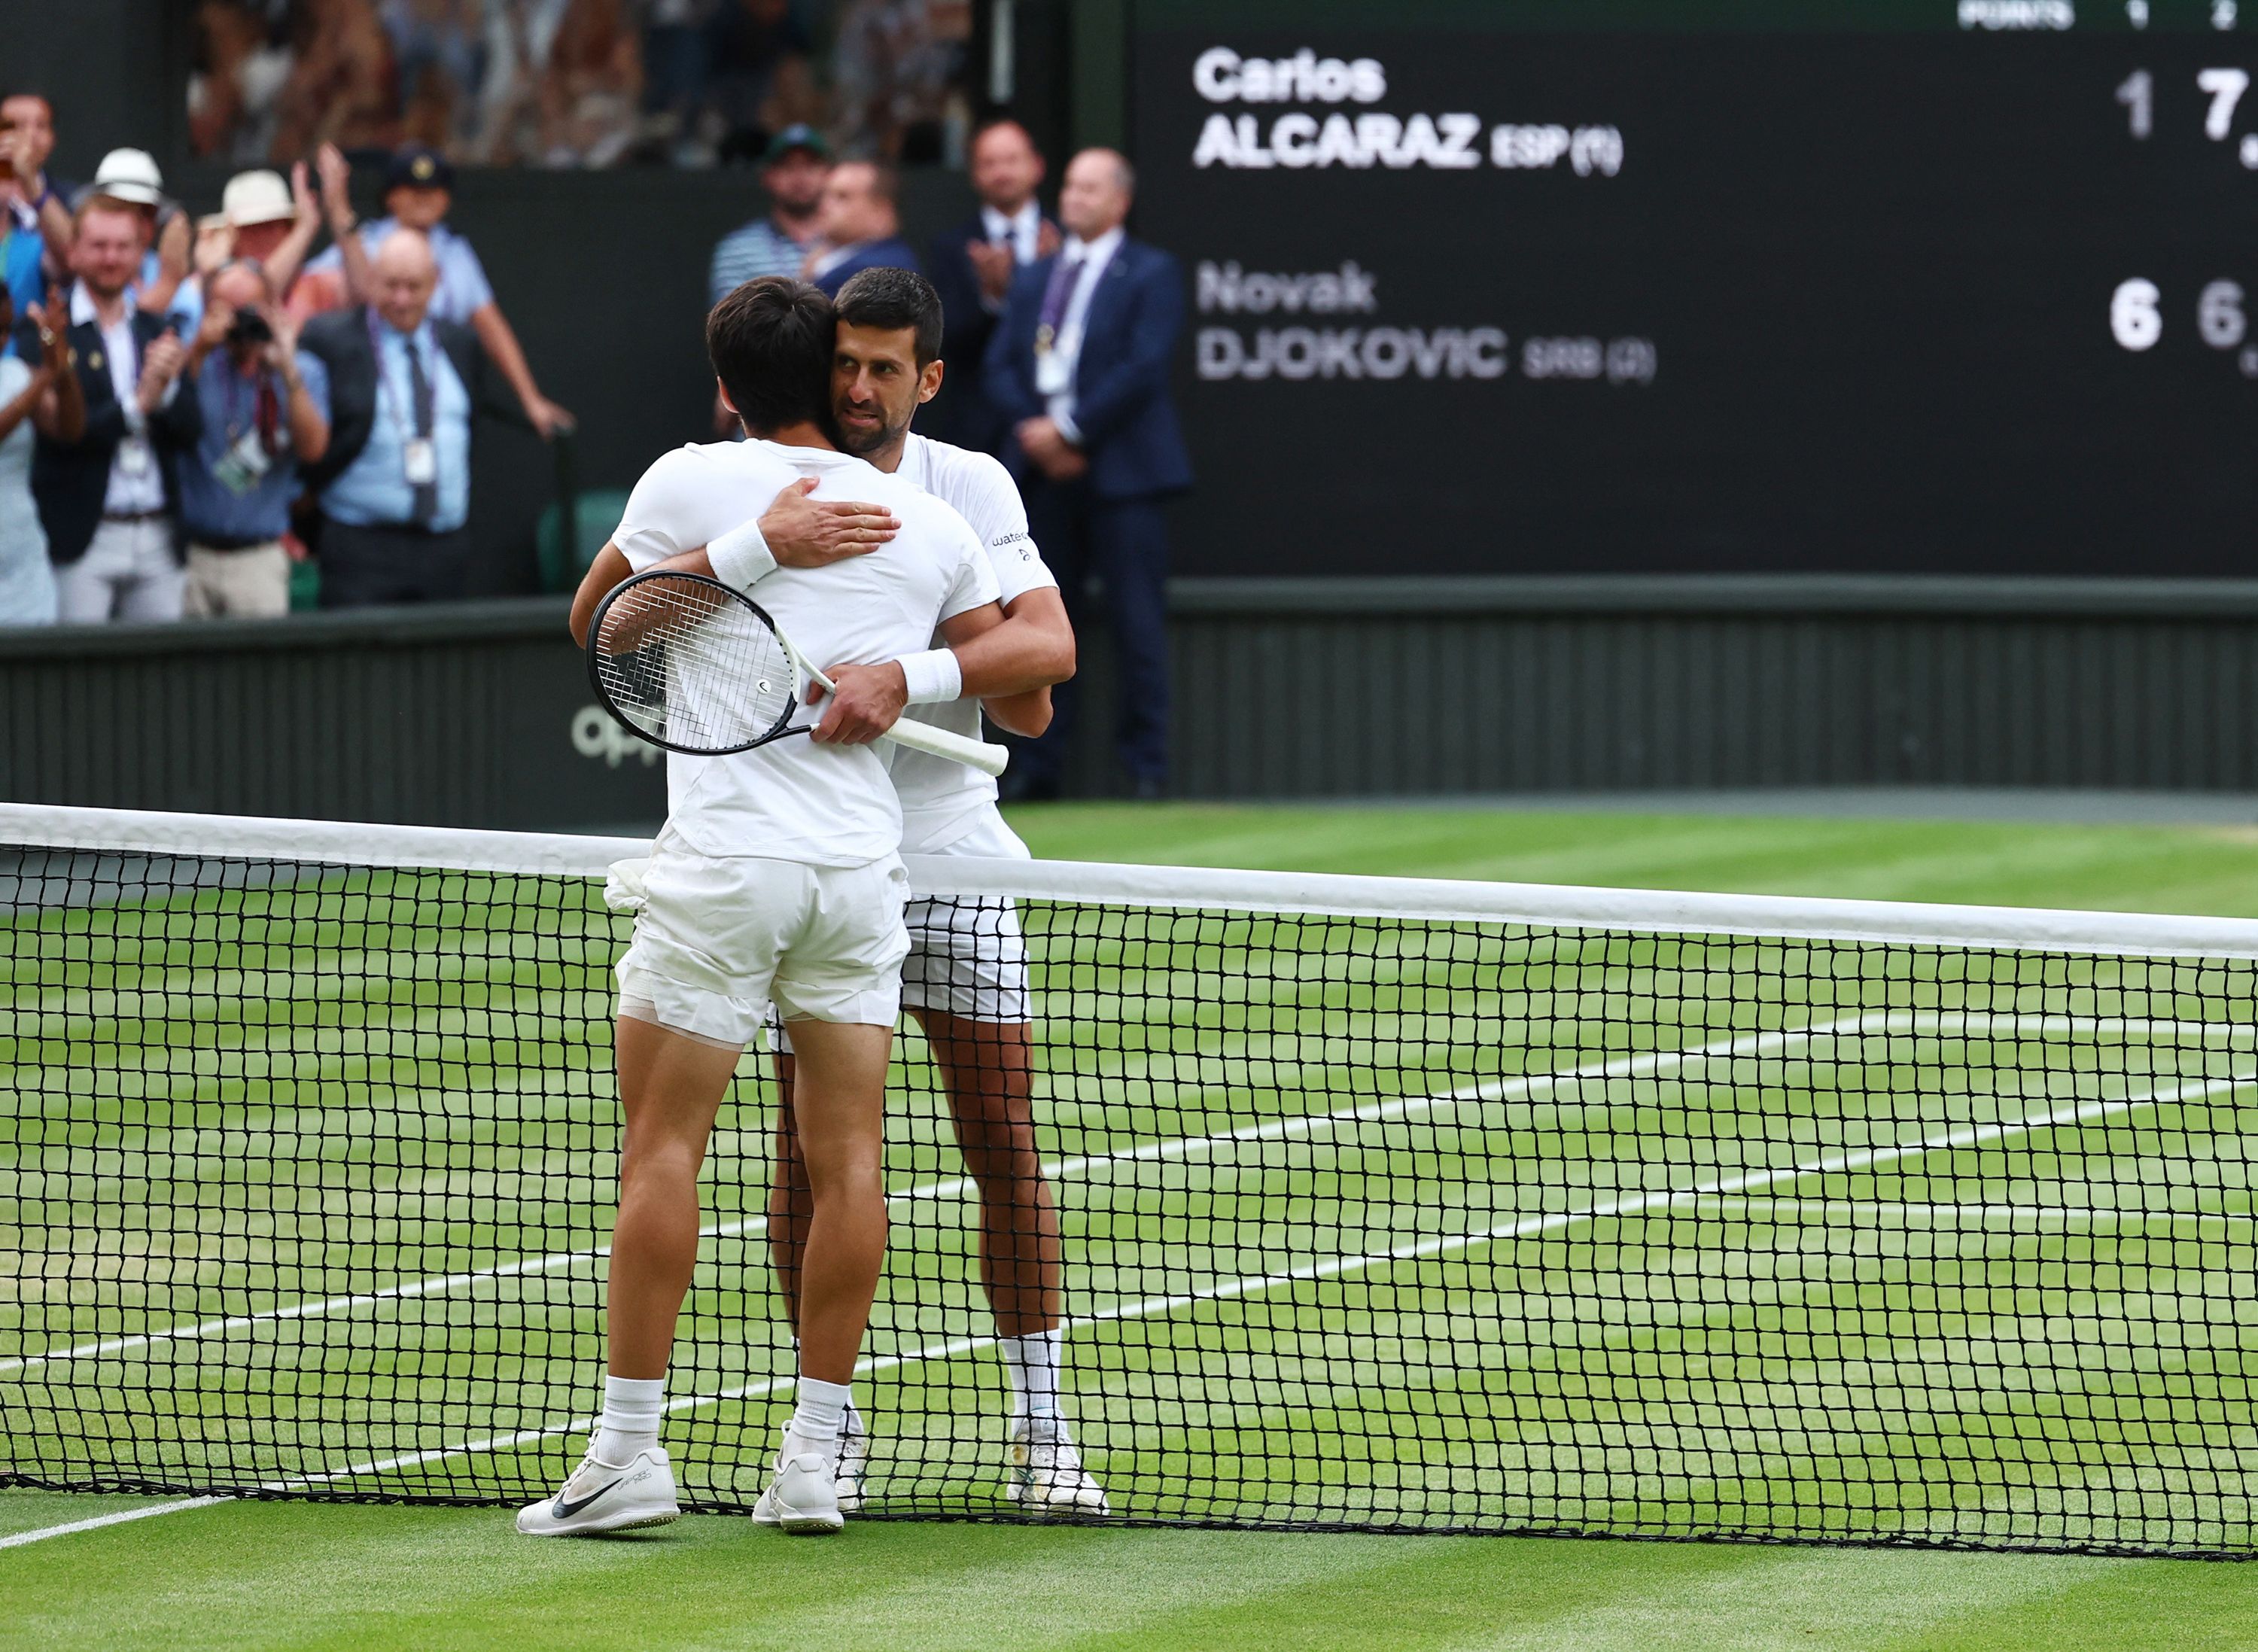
[176,259,328,618]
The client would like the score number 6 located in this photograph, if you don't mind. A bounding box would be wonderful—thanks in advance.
[2110,278,2249,351]
[2112,278,2163,350]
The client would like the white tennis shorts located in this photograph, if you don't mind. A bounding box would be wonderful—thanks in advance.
[610,837,911,1048]
[902,808,1033,1022]
[767,809,1031,1053]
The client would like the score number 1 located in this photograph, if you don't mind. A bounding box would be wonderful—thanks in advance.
[2118,66,2258,160]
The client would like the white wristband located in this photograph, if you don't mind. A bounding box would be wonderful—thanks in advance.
[705,517,778,589]
[895,647,963,705]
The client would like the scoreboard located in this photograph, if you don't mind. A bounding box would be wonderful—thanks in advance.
[1129,0,2258,577]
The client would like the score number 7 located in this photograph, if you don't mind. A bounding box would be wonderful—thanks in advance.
[2116,68,2251,138]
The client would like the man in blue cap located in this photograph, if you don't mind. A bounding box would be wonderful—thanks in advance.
[708,123,832,307]
[305,142,572,439]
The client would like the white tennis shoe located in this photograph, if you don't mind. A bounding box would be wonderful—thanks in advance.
[516,1446,679,1536]
[1006,1423,1112,1516]
[835,1401,869,1514]
[753,1431,845,1535]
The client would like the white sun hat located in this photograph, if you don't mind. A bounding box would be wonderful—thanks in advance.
[221,169,294,227]
[88,147,164,206]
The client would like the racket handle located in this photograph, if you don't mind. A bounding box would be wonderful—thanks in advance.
[879,716,1010,777]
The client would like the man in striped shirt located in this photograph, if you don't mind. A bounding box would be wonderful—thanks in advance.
[708,126,832,308]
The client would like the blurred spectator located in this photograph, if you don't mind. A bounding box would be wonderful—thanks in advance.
[189,0,297,162]
[272,0,400,160]
[303,144,573,436]
[538,0,645,167]
[1,94,65,315]
[702,0,819,166]
[641,0,717,161]
[708,123,828,304]
[299,229,531,606]
[805,160,918,297]
[987,149,1192,800]
[65,149,196,327]
[832,0,972,163]
[383,0,488,152]
[927,117,1057,452]
[177,260,330,617]
[34,198,202,624]
[0,282,80,625]
[178,166,325,339]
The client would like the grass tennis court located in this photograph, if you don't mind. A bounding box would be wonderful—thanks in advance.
[6,802,2258,1651]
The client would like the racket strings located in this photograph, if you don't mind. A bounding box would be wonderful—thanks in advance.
[594,577,799,751]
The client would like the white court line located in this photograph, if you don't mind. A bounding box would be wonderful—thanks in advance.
[270,1058,2254,1490]
[5,1009,1894,1377]
[0,1495,228,1550]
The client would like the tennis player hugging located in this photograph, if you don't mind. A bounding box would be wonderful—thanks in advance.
[530,275,1074,1536]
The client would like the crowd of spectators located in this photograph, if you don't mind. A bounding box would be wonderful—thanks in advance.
[698,119,1191,794]
[0,92,564,624]
[189,0,976,171]
[2,78,1194,792]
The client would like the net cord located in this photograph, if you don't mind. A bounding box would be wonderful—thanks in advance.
[5,799,2257,960]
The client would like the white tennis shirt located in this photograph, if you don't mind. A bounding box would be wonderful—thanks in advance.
[611,438,1000,867]
[887,432,1060,853]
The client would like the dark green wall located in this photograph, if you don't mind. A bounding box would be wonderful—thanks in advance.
[10,579,2258,830]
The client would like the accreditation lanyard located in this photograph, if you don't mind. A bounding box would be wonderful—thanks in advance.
[369,313,440,488]
[211,364,277,497]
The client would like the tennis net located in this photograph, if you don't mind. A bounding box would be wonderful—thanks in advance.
[3,802,2254,1558]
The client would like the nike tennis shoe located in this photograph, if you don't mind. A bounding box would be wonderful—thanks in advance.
[1006,1424,1111,1515]
[835,1401,869,1515]
[752,1431,845,1535]
[516,1445,679,1536]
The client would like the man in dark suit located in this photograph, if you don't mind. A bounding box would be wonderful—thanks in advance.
[984,149,1191,799]
[924,119,1059,454]
[805,163,920,298]
[297,230,528,607]
[25,196,200,622]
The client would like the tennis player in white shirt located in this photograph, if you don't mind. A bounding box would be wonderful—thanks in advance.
[758,267,1105,1515]
[524,277,1048,1538]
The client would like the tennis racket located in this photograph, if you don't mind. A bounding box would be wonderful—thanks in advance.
[586,568,1009,775]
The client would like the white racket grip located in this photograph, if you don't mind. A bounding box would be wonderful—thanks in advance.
[879,716,1010,777]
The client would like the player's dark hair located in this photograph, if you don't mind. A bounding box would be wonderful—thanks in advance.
[707,275,835,436]
[833,266,945,368]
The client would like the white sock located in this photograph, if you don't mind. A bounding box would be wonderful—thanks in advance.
[592,1375,665,1465]
[1000,1328,1066,1434]
[788,1374,852,1447]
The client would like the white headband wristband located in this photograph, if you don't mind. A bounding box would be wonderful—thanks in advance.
[704,518,778,589]
[895,647,963,705]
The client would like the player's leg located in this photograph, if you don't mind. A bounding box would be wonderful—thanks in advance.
[521,845,774,1536]
[750,856,911,1535]
[904,846,1111,1514]
[763,1039,878,1510]
[917,1005,1106,1514]
[752,1019,891,1535]
[519,1011,741,1535]
[765,1042,810,1334]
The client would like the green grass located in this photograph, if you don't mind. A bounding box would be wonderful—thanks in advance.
[5,803,2256,1650]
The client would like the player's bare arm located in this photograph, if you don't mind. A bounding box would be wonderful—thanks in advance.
[808,587,1074,744]
[567,479,902,646]
[811,597,1008,745]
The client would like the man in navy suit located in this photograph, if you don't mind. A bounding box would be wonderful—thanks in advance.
[925,120,1059,454]
[805,163,920,298]
[985,148,1191,799]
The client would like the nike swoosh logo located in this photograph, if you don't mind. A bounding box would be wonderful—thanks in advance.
[552,1477,625,1520]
